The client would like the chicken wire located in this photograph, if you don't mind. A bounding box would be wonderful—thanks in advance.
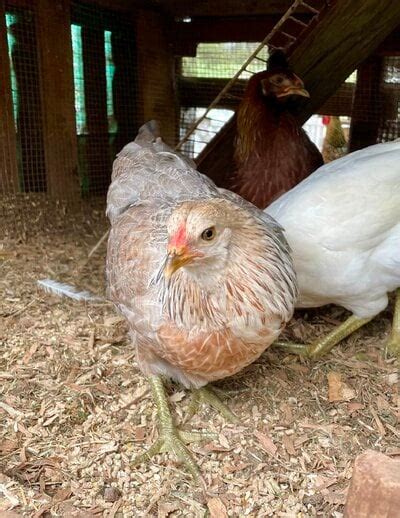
[4,1,46,193]
[178,42,269,157]
[70,1,139,196]
[1,0,400,239]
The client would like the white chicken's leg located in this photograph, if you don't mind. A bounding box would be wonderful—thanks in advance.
[275,315,373,358]
[131,375,217,479]
[386,288,400,358]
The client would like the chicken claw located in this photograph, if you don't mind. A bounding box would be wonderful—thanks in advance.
[185,386,239,424]
[386,289,400,358]
[131,376,217,479]
[275,315,372,359]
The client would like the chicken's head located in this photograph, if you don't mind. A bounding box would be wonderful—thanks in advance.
[260,71,309,100]
[245,50,309,105]
[164,200,237,283]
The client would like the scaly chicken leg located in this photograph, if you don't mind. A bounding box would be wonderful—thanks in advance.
[275,315,372,358]
[131,375,217,479]
[185,386,239,424]
[386,288,400,357]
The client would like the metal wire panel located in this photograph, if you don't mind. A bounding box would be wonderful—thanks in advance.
[5,1,46,192]
[379,57,400,141]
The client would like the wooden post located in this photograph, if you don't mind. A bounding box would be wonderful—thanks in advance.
[0,0,19,194]
[111,28,138,157]
[136,9,178,146]
[349,56,383,152]
[37,0,79,198]
[81,25,110,195]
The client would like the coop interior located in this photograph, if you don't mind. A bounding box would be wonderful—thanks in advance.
[1,0,400,515]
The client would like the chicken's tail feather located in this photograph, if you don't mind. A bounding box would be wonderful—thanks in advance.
[140,120,160,139]
[37,279,103,302]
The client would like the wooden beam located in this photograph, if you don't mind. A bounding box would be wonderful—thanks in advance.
[179,77,355,116]
[318,82,355,116]
[37,0,79,198]
[349,56,383,151]
[81,25,110,195]
[289,0,400,122]
[197,0,400,180]
[76,0,310,17]
[173,15,315,56]
[158,0,311,17]
[0,0,19,194]
[135,9,178,146]
[376,26,400,56]
[179,77,247,109]
[173,16,287,55]
[111,28,139,157]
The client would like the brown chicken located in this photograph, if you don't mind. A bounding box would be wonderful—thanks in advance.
[106,121,297,478]
[223,50,323,209]
[322,115,348,163]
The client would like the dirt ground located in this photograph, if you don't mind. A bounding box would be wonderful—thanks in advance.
[1,197,399,517]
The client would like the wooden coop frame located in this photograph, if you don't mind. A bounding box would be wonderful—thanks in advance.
[1,0,400,199]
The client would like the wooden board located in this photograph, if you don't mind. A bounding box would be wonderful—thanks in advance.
[180,77,355,115]
[37,0,79,198]
[172,15,309,55]
[83,0,307,17]
[349,56,383,151]
[81,25,110,195]
[135,9,178,146]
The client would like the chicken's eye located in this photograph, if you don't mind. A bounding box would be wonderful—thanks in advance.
[201,227,216,241]
[271,75,285,85]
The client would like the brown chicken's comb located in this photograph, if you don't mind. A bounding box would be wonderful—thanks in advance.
[267,49,290,72]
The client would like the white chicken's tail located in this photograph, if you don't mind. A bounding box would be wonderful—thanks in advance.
[37,279,104,302]
[137,120,161,141]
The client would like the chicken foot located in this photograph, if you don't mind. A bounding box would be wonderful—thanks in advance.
[185,386,239,424]
[131,375,217,479]
[386,288,400,358]
[275,315,372,358]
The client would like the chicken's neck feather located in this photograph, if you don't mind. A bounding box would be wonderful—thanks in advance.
[160,222,296,333]
[235,96,302,164]
[227,94,322,209]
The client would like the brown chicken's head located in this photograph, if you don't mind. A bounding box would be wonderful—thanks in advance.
[246,50,309,105]
[164,200,235,281]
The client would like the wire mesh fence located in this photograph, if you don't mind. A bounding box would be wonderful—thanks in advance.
[4,1,46,193]
[1,0,400,239]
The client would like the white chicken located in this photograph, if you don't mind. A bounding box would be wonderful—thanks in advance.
[266,141,400,357]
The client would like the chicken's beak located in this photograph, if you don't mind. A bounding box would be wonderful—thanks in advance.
[164,246,195,279]
[276,86,310,98]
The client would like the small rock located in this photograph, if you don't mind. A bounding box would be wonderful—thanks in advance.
[102,485,121,502]
[344,450,400,517]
